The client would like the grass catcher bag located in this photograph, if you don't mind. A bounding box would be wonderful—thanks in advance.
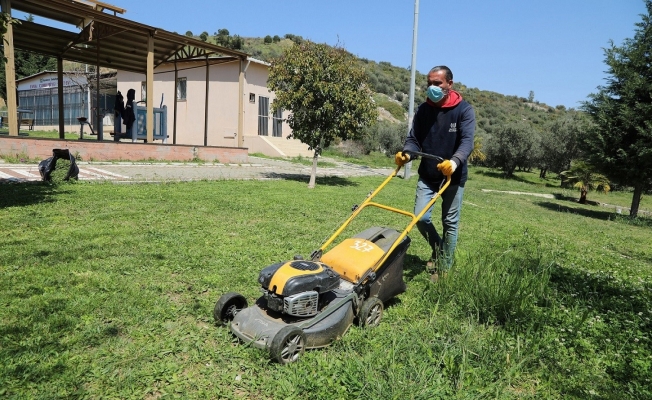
[38,149,79,182]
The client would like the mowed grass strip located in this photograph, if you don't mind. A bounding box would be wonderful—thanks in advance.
[0,169,650,399]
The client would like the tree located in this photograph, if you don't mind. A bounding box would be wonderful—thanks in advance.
[469,136,487,164]
[538,112,588,178]
[185,30,193,37]
[560,161,611,204]
[214,28,230,46]
[264,35,273,44]
[273,35,281,43]
[230,35,243,50]
[581,0,652,217]
[484,122,539,177]
[528,91,535,103]
[199,31,208,42]
[267,41,378,188]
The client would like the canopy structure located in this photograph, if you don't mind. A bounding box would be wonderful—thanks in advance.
[2,0,248,145]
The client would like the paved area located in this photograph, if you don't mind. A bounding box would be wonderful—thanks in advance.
[0,156,395,183]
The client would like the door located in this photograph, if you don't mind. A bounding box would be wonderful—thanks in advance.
[258,96,269,136]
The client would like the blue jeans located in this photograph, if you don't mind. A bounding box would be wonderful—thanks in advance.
[414,177,465,270]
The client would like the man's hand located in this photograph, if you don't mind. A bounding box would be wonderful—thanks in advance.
[437,159,457,176]
[395,151,411,166]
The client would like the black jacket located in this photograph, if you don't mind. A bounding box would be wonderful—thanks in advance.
[404,97,475,186]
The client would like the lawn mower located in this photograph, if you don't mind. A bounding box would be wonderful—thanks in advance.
[214,152,450,364]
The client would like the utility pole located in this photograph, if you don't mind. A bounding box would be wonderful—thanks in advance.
[404,0,419,179]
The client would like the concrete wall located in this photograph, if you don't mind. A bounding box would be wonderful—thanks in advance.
[0,136,248,163]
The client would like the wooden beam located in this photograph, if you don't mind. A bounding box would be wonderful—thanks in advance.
[204,55,209,147]
[238,58,245,148]
[58,57,65,138]
[2,0,18,136]
[96,34,102,140]
[173,60,177,144]
[146,33,154,143]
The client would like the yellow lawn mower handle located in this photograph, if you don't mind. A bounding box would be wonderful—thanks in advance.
[314,152,451,276]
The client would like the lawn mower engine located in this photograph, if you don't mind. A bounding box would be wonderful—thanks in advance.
[258,260,341,317]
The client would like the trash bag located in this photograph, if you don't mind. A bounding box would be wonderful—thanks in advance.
[38,148,79,182]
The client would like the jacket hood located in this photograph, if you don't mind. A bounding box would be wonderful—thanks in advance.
[426,89,462,108]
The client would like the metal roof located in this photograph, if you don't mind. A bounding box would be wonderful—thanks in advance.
[8,0,248,73]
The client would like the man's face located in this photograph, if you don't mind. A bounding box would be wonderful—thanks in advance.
[427,70,453,93]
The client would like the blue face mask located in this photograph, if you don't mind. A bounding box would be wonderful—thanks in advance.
[427,85,446,102]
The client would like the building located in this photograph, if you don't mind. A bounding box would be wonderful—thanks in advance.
[116,57,311,157]
[16,70,115,134]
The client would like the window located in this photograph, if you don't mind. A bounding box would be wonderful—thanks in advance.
[176,77,187,101]
[140,81,146,102]
[249,93,255,103]
[258,96,269,136]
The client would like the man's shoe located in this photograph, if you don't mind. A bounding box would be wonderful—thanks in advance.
[430,270,448,283]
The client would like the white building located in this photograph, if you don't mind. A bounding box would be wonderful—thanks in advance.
[117,57,311,157]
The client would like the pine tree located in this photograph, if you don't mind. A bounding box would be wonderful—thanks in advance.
[582,0,652,217]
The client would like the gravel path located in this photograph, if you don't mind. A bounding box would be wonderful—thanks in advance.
[0,156,395,183]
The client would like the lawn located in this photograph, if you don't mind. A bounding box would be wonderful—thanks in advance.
[0,129,80,141]
[1,168,650,399]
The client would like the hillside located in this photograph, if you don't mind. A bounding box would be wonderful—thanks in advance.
[188,32,573,140]
[242,36,571,131]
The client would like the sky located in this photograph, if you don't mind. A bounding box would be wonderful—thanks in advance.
[25,0,649,109]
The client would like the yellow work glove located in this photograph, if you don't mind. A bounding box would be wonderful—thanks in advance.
[394,151,411,166]
[437,159,457,176]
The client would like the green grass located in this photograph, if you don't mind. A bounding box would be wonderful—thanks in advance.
[1,168,650,399]
[321,149,399,168]
[249,152,338,168]
[0,128,79,140]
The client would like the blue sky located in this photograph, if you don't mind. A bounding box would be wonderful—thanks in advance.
[27,0,649,109]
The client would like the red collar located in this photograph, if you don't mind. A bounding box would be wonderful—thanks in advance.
[427,90,462,108]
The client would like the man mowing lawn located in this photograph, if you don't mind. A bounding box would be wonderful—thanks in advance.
[395,65,476,281]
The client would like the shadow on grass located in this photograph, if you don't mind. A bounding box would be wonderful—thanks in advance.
[0,182,64,208]
[546,265,652,387]
[473,169,531,184]
[474,168,563,187]
[535,201,615,221]
[260,172,359,187]
[403,253,429,281]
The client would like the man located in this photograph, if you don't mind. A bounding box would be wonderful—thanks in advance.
[395,65,475,281]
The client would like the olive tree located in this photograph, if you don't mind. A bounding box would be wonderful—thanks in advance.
[268,41,377,188]
[484,122,540,177]
[538,112,588,178]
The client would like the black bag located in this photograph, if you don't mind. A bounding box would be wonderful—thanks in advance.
[38,149,80,181]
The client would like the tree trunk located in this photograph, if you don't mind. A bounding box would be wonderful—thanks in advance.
[307,150,318,189]
[629,184,643,218]
[539,168,547,179]
[579,187,587,204]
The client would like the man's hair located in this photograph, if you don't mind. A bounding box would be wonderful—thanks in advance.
[429,66,453,82]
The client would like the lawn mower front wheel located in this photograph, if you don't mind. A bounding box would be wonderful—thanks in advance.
[270,325,306,364]
[214,292,248,326]
[358,297,383,328]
